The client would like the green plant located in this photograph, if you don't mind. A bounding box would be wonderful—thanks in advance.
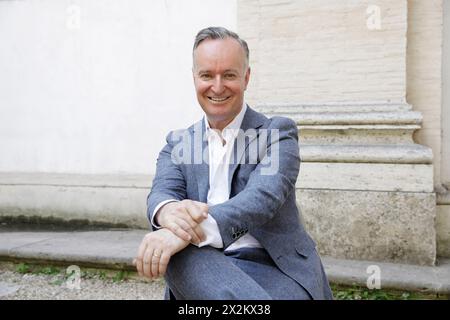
[16,263,30,274]
[37,266,61,275]
[330,284,447,300]
[97,270,107,280]
[112,270,128,282]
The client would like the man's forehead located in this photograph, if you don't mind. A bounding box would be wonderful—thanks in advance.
[194,38,245,58]
[196,67,240,74]
[193,38,247,69]
[196,37,241,48]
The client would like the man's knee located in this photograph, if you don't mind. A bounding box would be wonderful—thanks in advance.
[164,246,271,300]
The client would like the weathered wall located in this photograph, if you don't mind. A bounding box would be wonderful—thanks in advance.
[437,0,450,257]
[1,0,446,264]
[407,0,443,188]
[405,0,450,258]
[238,0,408,105]
[237,0,438,265]
[443,0,450,187]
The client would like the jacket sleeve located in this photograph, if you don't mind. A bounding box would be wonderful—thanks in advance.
[146,131,187,226]
[208,117,300,249]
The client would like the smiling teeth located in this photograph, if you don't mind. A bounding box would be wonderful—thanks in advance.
[209,97,228,102]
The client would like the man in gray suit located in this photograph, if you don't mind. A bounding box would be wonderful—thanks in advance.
[135,26,332,300]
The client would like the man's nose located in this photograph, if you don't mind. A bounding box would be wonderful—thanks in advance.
[211,76,225,94]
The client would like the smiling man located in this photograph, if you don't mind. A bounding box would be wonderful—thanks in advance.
[193,35,250,131]
[135,27,332,300]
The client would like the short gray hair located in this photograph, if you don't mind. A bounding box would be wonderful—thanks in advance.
[193,26,249,66]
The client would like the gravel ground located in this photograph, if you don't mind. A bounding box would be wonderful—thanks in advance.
[0,262,165,300]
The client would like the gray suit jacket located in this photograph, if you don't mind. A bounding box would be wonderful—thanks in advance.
[147,106,332,300]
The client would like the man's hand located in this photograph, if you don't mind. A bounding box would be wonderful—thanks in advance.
[156,200,208,245]
[133,228,189,279]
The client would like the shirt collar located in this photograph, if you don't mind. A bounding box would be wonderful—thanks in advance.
[204,103,247,142]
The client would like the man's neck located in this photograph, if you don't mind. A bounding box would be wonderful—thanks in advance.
[205,103,247,133]
[207,119,234,132]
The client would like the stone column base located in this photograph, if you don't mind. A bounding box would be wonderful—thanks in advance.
[297,189,436,266]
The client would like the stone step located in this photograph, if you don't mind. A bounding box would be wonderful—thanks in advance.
[288,112,422,126]
[255,102,414,114]
[255,102,425,145]
[0,229,449,294]
[298,126,416,145]
[300,144,432,164]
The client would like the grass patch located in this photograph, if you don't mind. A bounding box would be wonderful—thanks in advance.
[5,262,135,283]
[37,266,61,275]
[15,263,31,274]
[7,262,447,299]
[14,263,62,275]
[112,270,129,282]
[331,284,449,300]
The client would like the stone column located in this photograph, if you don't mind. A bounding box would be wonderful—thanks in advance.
[437,0,450,258]
[238,0,436,265]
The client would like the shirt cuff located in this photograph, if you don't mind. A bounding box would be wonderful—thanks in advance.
[151,199,179,229]
[196,214,224,249]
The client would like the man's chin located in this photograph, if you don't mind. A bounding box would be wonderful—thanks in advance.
[205,103,230,110]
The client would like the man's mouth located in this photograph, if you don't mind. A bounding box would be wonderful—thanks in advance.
[207,96,230,103]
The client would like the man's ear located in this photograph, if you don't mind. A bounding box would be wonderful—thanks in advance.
[244,67,251,90]
[192,67,200,86]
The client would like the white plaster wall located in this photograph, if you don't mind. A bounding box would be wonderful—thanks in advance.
[0,0,236,175]
[442,0,450,186]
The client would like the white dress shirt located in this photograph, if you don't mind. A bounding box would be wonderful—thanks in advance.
[152,103,262,251]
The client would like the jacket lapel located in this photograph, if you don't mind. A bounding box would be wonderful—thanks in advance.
[191,120,210,203]
[191,106,266,203]
[227,106,266,194]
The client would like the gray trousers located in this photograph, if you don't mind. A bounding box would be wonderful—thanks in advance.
[164,245,312,300]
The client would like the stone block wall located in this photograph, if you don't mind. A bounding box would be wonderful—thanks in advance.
[238,0,408,104]
[239,0,439,265]
[407,0,443,188]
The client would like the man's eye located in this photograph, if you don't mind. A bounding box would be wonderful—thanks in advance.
[224,74,237,79]
[200,74,212,80]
